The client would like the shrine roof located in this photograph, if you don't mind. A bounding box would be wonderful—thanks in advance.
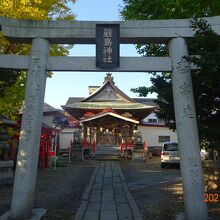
[65,97,157,106]
[63,101,154,110]
[43,102,58,112]
[65,97,84,105]
[81,74,135,103]
[133,98,157,107]
[62,74,156,114]
[80,111,139,124]
[42,122,53,129]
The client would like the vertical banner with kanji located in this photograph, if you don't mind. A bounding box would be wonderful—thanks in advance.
[96,24,120,69]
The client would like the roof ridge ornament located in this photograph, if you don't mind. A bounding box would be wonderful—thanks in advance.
[103,72,115,84]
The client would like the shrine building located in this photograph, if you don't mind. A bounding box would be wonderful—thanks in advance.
[62,73,158,151]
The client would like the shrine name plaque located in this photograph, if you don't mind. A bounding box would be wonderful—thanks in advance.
[96,24,120,69]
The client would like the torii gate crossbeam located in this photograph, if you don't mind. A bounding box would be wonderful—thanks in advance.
[1,15,220,44]
[0,55,199,72]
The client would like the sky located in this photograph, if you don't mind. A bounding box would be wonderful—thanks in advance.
[44,0,155,109]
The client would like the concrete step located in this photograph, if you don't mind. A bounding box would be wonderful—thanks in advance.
[95,150,120,155]
[93,145,121,160]
[95,146,120,155]
[93,154,122,161]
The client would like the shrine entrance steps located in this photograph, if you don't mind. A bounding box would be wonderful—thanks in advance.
[94,145,121,161]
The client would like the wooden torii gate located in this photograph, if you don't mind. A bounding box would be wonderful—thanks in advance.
[1,15,220,220]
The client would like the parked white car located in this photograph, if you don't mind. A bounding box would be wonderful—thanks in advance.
[160,142,180,168]
[161,143,209,168]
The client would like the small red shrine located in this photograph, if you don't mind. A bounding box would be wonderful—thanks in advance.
[16,104,71,170]
[15,116,59,169]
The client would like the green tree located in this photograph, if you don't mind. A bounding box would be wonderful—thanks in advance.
[0,72,26,119]
[121,0,220,19]
[121,0,220,57]
[0,0,76,119]
[187,19,220,149]
[121,0,220,149]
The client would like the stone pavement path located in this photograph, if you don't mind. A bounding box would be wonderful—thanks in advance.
[74,161,142,220]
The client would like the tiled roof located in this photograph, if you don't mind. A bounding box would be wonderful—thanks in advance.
[0,116,17,126]
[64,102,154,110]
[65,97,84,105]
[82,79,135,103]
[133,98,157,107]
[80,111,139,124]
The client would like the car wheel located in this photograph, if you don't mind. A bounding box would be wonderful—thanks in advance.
[161,163,165,168]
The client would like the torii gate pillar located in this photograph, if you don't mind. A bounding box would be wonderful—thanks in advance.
[10,38,49,219]
[168,37,208,220]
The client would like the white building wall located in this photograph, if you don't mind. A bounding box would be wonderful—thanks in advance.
[142,112,158,123]
[59,127,77,149]
[138,125,177,147]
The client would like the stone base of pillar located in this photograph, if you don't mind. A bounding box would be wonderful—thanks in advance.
[133,150,146,161]
[72,149,83,161]
[175,212,186,220]
[175,212,213,220]
[72,143,83,161]
[0,208,46,220]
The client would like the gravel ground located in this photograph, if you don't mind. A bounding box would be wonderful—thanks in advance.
[0,159,97,220]
[120,157,220,220]
[120,158,183,220]
[0,157,220,220]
